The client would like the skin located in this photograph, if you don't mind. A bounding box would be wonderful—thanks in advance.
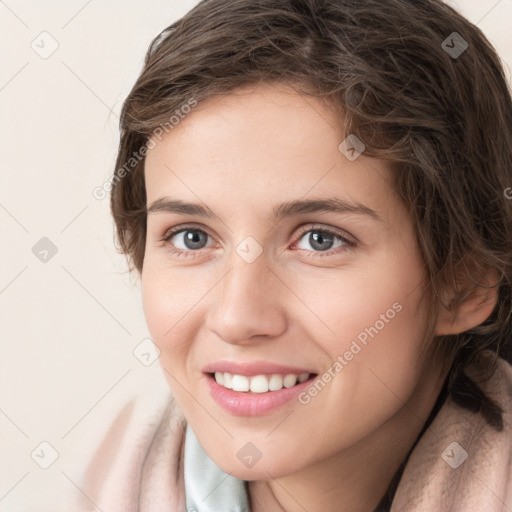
[140,82,498,512]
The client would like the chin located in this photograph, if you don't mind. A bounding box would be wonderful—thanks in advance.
[210,448,303,481]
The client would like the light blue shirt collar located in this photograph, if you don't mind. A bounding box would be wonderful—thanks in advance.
[184,423,251,512]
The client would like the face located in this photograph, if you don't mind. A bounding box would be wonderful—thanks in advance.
[141,82,438,480]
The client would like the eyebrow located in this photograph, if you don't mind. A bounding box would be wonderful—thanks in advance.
[146,196,383,223]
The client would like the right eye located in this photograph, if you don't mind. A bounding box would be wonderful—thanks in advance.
[161,225,215,257]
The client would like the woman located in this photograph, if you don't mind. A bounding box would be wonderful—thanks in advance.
[78,0,512,510]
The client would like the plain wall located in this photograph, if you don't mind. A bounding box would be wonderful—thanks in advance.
[1,0,511,509]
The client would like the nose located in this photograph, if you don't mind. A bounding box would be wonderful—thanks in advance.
[204,251,287,345]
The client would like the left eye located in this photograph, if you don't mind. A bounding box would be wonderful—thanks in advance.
[293,227,353,254]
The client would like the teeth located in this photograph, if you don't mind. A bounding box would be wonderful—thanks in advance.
[250,375,269,393]
[213,372,310,393]
[283,374,297,388]
[269,374,283,391]
[223,372,233,389]
[232,374,250,392]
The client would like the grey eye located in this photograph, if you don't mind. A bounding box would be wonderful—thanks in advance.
[170,229,210,250]
[296,230,346,252]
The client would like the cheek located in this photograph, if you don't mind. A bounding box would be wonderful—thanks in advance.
[285,278,431,463]
[297,260,428,359]
[140,262,198,363]
[299,249,430,402]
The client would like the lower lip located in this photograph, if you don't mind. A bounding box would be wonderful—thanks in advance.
[204,373,317,416]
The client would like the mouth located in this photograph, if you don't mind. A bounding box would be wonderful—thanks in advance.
[203,370,318,416]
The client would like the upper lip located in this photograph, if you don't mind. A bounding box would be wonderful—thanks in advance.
[202,360,316,377]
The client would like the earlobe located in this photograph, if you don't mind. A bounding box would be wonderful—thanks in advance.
[435,270,500,336]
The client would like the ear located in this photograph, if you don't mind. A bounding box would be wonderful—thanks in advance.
[435,265,500,336]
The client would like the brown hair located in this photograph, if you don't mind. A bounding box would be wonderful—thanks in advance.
[110,0,512,439]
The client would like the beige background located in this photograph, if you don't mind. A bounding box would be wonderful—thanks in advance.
[1,0,511,510]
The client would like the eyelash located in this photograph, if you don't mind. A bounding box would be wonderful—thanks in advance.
[160,223,357,260]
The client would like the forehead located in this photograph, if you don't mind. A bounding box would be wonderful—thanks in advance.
[143,83,400,225]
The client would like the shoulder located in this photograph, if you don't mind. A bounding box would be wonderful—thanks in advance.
[391,355,512,511]
[65,378,187,511]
